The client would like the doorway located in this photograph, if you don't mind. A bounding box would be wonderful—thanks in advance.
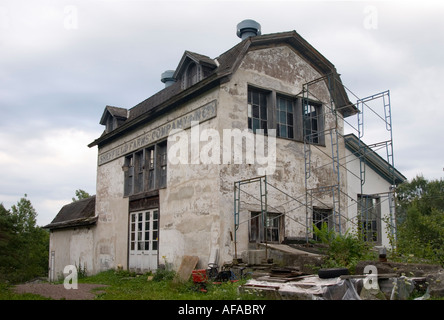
[129,209,159,272]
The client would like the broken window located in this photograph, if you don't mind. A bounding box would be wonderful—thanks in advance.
[303,101,322,144]
[249,212,281,243]
[358,195,381,243]
[312,208,333,240]
[123,141,167,197]
[247,86,319,143]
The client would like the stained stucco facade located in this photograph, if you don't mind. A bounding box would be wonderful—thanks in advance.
[46,26,404,278]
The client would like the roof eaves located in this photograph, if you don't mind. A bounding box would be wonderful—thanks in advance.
[344,134,407,184]
[43,216,98,230]
[88,72,225,148]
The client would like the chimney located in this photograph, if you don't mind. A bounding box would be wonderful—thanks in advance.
[161,70,176,88]
[236,19,261,40]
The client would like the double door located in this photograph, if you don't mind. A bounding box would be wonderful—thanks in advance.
[129,209,158,272]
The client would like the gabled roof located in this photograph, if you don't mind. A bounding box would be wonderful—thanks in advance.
[89,30,357,148]
[43,196,97,230]
[99,105,128,125]
[344,134,406,185]
[173,50,218,79]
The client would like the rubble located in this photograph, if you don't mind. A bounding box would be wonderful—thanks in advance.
[240,260,444,300]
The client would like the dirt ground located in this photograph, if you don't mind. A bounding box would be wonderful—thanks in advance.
[13,282,108,300]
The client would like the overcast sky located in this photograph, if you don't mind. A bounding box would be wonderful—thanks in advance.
[1,0,443,227]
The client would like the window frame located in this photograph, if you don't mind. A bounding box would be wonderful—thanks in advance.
[249,211,283,243]
[276,94,296,140]
[247,85,320,144]
[303,100,325,145]
[312,208,333,240]
[123,140,167,197]
[247,87,270,135]
[357,194,382,244]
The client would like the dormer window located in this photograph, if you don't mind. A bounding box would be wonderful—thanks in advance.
[105,116,115,133]
[174,51,218,90]
[100,105,128,134]
[187,63,198,87]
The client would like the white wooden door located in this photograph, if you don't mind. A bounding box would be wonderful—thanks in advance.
[129,209,158,272]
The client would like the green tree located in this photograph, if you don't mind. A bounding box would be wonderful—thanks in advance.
[72,189,91,202]
[0,195,49,283]
[395,175,444,265]
[10,194,37,233]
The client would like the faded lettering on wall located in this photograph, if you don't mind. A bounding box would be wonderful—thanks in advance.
[98,100,217,166]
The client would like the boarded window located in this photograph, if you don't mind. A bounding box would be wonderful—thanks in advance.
[124,155,134,197]
[187,63,198,87]
[157,142,167,189]
[123,141,167,197]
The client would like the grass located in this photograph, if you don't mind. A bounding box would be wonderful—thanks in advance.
[0,282,51,300]
[0,269,268,300]
[80,269,266,300]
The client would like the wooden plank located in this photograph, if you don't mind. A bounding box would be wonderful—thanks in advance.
[174,255,199,283]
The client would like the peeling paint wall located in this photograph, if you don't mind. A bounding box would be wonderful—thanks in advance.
[48,227,95,280]
[159,90,221,269]
[87,44,350,273]
[216,44,349,261]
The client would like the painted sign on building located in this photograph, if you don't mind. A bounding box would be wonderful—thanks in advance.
[98,100,217,165]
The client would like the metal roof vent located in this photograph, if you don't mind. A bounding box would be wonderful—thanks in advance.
[236,19,261,40]
[161,70,176,88]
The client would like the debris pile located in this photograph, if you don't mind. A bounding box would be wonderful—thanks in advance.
[240,262,444,300]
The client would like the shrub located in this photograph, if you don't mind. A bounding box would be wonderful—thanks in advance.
[313,222,375,273]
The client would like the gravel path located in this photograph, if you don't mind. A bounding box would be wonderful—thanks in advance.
[13,282,108,300]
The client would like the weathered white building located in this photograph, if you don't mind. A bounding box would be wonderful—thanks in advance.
[45,21,405,279]
[344,134,406,248]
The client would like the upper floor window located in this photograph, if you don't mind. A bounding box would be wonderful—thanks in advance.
[186,63,198,88]
[276,96,294,139]
[248,89,268,134]
[248,86,323,144]
[303,101,322,144]
[124,141,167,197]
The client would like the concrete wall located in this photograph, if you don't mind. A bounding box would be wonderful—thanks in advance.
[86,43,350,273]
[48,226,95,281]
[94,152,129,273]
[216,45,348,262]
[159,89,221,270]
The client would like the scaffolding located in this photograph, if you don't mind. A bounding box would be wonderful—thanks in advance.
[233,74,400,253]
